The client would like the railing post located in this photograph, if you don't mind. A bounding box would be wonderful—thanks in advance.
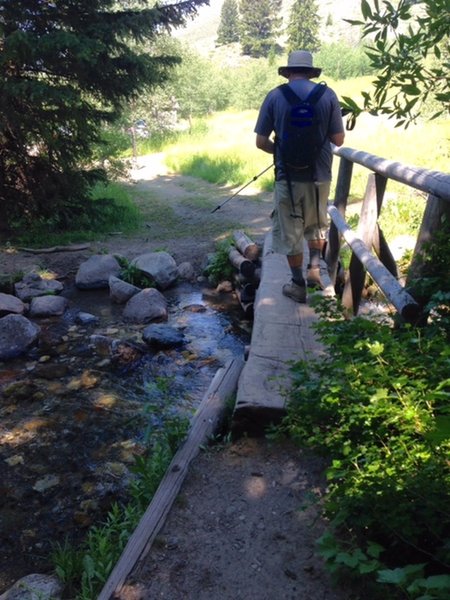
[372,173,398,276]
[342,173,378,314]
[326,157,353,285]
[406,193,450,308]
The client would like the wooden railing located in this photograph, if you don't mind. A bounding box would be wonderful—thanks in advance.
[326,145,450,322]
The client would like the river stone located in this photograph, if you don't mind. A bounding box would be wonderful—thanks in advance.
[177,261,195,281]
[132,251,178,290]
[75,311,99,325]
[75,254,121,289]
[123,288,168,323]
[0,573,63,600]
[0,292,26,316]
[14,273,63,302]
[109,275,140,304]
[29,295,68,317]
[0,314,40,361]
[142,324,185,349]
[89,334,114,356]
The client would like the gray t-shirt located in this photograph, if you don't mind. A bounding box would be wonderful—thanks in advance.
[254,79,344,182]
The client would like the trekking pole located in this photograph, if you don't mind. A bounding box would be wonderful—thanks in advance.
[211,164,273,213]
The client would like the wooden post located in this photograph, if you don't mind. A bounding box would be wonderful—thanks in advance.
[326,157,353,285]
[406,193,450,307]
[233,231,260,261]
[342,173,381,314]
[97,359,244,600]
[371,174,398,277]
[328,206,420,321]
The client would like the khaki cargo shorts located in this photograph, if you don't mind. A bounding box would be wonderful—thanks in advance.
[271,180,330,255]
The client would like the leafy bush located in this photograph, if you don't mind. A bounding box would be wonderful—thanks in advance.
[278,298,450,599]
[204,238,235,285]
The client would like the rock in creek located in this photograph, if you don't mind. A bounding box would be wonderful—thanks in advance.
[132,251,178,290]
[0,292,26,316]
[0,573,63,600]
[75,254,121,289]
[0,315,40,361]
[29,295,68,318]
[109,275,140,304]
[142,323,185,349]
[14,273,63,302]
[123,288,168,324]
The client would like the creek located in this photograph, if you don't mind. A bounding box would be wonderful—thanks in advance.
[0,279,251,593]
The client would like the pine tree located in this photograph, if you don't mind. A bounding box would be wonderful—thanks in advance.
[286,0,321,53]
[0,0,207,231]
[216,0,240,46]
[239,0,282,58]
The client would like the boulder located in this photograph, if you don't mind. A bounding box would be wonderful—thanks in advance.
[75,311,99,325]
[109,275,140,304]
[75,255,121,289]
[29,295,68,317]
[0,292,26,316]
[123,288,168,324]
[177,261,195,281]
[15,273,63,302]
[142,324,185,349]
[0,314,40,360]
[0,573,63,600]
[132,251,178,290]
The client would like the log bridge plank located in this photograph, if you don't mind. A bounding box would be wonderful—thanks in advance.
[232,232,325,436]
[97,358,244,600]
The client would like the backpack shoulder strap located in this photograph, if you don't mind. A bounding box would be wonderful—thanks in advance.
[277,82,328,106]
[305,81,328,105]
[277,83,302,105]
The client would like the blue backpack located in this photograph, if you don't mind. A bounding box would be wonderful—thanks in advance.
[275,82,327,182]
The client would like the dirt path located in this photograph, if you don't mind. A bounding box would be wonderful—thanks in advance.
[0,153,273,279]
[119,438,356,600]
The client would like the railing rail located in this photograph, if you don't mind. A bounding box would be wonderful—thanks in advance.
[326,145,450,322]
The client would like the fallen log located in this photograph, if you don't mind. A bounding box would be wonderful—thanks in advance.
[17,243,90,254]
[236,289,254,318]
[97,358,244,600]
[239,282,257,304]
[228,247,256,279]
[233,231,260,261]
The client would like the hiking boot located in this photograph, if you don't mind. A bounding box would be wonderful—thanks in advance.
[306,266,324,290]
[282,280,307,303]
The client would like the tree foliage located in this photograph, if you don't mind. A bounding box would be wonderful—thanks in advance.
[286,0,321,53]
[342,0,450,126]
[216,0,240,46]
[0,0,208,232]
[239,0,282,58]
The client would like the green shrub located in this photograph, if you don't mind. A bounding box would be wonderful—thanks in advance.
[278,298,450,599]
[204,238,235,285]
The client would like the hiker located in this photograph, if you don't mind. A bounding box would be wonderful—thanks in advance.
[254,50,345,302]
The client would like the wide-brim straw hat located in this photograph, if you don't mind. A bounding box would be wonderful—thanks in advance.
[278,50,322,78]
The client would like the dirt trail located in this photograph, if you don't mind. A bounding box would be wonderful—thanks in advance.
[119,438,357,600]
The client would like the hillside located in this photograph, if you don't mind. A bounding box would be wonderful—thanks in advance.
[174,0,364,57]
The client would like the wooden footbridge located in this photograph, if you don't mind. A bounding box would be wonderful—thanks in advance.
[98,147,450,599]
